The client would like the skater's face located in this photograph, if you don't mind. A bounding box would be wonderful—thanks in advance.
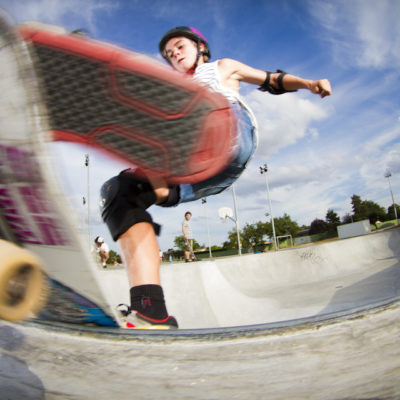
[185,213,192,220]
[165,37,204,73]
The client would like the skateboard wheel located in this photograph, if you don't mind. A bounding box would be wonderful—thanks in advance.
[0,240,48,321]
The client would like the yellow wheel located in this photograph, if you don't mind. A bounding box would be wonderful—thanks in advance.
[0,239,48,321]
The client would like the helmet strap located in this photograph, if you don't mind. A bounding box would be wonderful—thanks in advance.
[186,39,202,75]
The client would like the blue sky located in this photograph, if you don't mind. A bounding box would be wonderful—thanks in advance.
[1,0,399,252]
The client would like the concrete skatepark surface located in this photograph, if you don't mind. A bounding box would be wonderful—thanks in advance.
[0,227,399,399]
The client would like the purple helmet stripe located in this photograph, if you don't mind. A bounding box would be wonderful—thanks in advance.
[189,27,207,43]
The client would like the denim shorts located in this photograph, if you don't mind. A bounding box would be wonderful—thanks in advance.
[177,103,256,203]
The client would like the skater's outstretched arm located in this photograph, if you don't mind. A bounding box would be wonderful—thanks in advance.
[217,58,332,98]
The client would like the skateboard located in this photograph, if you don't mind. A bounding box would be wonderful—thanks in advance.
[0,13,235,326]
[18,21,237,185]
[184,238,199,261]
[0,13,118,326]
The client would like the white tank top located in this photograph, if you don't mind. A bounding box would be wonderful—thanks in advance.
[194,60,258,146]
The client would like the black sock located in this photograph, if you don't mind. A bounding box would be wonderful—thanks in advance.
[130,285,168,320]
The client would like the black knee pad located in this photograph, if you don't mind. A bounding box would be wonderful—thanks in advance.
[100,171,160,241]
[100,171,156,218]
[118,170,157,209]
[100,176,120,221]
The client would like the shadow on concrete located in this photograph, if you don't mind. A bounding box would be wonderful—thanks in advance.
[317,227,400,317]
[0,325,45,400]
[317,262,400,316]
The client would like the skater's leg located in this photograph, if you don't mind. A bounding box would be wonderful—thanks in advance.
[117,174,169,286]
[184,239,192,262]
[118,222,161,287]
[116,176,174,286]
[118,221,173,322]
[100,171,178,327]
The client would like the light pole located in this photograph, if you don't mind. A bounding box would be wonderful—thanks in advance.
[85,154,91,249]
[384,171,398,225]
[202,198,213,258]
[260,164,277,250]
[231,184,242,256]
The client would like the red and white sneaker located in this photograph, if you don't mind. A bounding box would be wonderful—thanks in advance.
[18,23,237,185]
[117,304,178,330]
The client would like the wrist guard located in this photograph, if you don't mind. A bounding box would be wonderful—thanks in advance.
[258,69,298,95]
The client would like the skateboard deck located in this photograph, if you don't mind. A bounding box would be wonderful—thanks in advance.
[185,238,198,260]
[0,13,119,326]
[18,22,237,185]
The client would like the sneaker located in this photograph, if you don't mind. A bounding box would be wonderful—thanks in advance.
[18,24,237,185]
[117,304,178,330]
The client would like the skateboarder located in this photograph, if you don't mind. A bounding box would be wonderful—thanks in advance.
[100,26,331,329]
[94,236,109,268]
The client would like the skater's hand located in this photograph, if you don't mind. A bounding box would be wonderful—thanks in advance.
[310,79,332,98]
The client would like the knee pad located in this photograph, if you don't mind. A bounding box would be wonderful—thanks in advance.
[101,172,156,217]
[100,172,160,241]
[100,176,120,221]
[119,170,157,209]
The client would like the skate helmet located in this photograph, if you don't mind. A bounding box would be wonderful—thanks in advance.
[159,26,211,64]
[94,236,104,244]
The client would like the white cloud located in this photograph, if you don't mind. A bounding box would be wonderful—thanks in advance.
[244,90,329,157]
[386,148,400,174]
[362,126,400,156]
[308,0,400,69]
[1,0,118,33]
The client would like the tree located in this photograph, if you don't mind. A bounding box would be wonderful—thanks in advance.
[364,200,386,227]
[173,235,201,251]
[241,221,268,249]
[351,195,386,226]
[309,218,328,235]
[222,240,232,250]
[341,213,353,224]
[351,194,367,221]
[272,213,300,237]
[326,209,340,233]
[108,250,121,265]
[222,214,299,251]
[387,204,400,220]
[222,228,242,250]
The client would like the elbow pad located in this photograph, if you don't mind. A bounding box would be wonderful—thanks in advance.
[258,70,298,95]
